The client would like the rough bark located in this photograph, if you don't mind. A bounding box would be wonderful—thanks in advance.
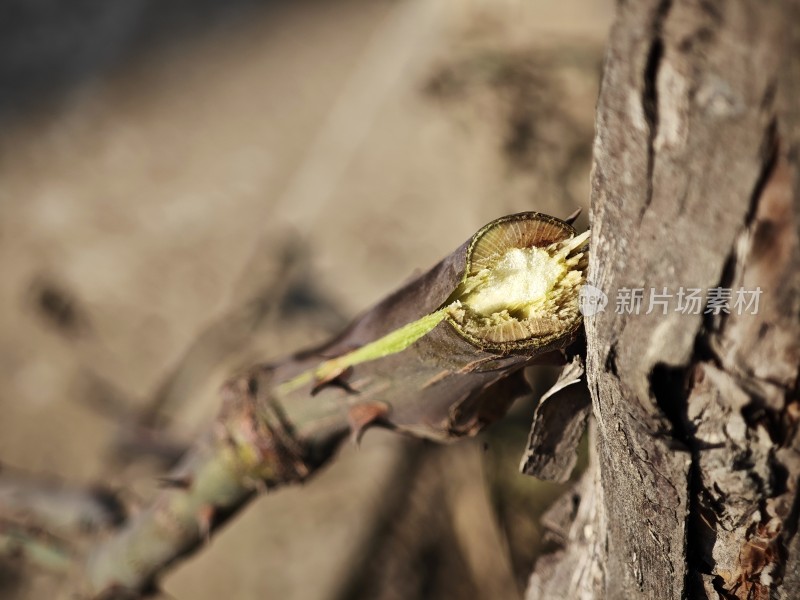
[529,1,800,598]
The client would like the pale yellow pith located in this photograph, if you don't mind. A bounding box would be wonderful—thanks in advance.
[459,232,589,321]
[461,246,568,318]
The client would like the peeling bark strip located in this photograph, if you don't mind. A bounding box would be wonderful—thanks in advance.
[74,211,589,597]
[529,1,800,599]
[521,354,591,483]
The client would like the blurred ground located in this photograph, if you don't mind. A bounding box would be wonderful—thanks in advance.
[0,0,612,598]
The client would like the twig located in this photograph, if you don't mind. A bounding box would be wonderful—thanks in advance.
[83,211,587,596]
[0,467,125,534]
[6,211,589,598]
[0,520,75,575]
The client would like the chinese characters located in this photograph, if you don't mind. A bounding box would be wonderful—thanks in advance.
[612,287,761,315]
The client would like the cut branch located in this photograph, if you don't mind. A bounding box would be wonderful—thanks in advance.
[0,520,75,575]
[0,468,125,534]
[1,211,587,598]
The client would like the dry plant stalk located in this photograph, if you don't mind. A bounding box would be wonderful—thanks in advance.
[0,211,589,599]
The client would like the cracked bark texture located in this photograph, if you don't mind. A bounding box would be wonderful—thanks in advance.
[529,1,800,599]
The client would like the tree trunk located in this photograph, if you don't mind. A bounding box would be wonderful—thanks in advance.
[529,1,800,598]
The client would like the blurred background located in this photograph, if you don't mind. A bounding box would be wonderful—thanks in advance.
[0,0,612,598]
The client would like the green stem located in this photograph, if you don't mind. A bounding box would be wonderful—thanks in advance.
[278,307,450,394]
[0,521,75,574]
